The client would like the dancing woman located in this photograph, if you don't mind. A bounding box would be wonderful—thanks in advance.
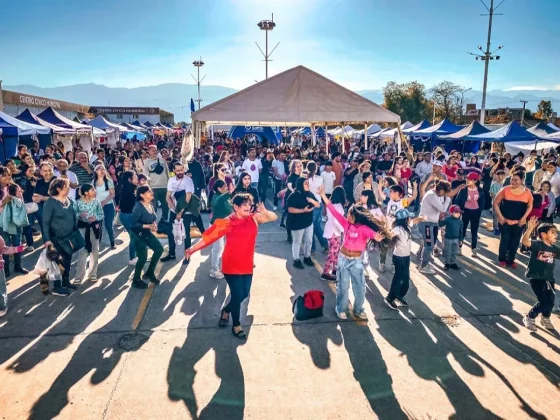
[185,194,277,339]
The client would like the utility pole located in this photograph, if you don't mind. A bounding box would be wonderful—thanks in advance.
[468,0,506,125]
[256,14,279,79]
[520,100,528,125]
[192,58,206,110]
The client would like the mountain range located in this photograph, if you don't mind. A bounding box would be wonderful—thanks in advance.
[5,83,560,122]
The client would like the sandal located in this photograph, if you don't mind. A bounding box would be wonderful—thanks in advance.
[231,327,247,339]
[219,310,229,327]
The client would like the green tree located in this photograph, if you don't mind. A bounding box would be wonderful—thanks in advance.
[383,81,429,123]
[429,81,463,123]
[536,100,553,120]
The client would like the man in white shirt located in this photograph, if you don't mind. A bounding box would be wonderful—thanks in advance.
[166,162,195,255]
[241,147,262,188]
[415,152,433,179]
[320,161,336,197]
[54,159,78,200]
[271,151,287,210]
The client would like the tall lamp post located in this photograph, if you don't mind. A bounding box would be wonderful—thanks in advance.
[256,14,279,79]
[192,58,206,110]
[468,0,506,125]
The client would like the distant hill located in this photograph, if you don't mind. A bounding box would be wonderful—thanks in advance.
[5,83,560,122]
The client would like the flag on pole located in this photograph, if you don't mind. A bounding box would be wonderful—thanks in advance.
[190,98,195,113]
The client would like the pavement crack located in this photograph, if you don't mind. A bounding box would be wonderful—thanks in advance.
[101,352,129,420]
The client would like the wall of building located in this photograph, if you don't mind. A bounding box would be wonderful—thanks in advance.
[2,103,80,120]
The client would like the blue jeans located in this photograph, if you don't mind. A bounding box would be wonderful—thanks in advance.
[1,229,22,269]
[119,212,136,260]
[103,202,116,246]
[223,274,253,327]
[336,254,365,314]
[418,221,438,268]
[311,204,328,251]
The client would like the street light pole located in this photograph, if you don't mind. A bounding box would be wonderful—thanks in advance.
[468,0,506,125]
[192,58,206,110]
[256,14,279,79]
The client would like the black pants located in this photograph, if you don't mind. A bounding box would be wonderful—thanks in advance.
[528,279,555,319]
[462,208,481,249]
[259,178,269,204]
[273,179,283,206]
[53,240,72,283]
[223,274,253,327]
[388,256,410,300]
[193,213,205,234]
[498,223,523,264]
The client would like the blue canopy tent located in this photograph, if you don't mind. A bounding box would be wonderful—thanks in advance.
[0,111,51,161]
[401,119,431,150]
[402,119,431,135]
[228,126,281,145]
[294,126,326,137]
[527,121,559,138]
[16,108,66,150]
[131,120,148,129]
[144,121,154,127]
[466,121,536,143]
[410,119,464,139]
[436,121,490,154]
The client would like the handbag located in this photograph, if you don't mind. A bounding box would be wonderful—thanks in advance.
[292,290,325,321]
[25,202,38,214]
[58,230,85,255]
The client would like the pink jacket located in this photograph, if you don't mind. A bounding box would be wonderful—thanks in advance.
[326,202,377,252]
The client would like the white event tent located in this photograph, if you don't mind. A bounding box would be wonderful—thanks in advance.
[191,65,400,152]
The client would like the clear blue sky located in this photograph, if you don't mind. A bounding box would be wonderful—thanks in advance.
[1,0,559,91]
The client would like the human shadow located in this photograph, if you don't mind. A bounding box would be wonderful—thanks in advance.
[166,255,249,420]
[428,260,560,383]
[0,246,132,370]
[287,258,407,419]
[368,278,503,419]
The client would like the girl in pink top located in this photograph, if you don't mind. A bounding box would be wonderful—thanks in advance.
[317,185,386,320]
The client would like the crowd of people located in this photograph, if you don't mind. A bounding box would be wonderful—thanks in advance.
[0,133,558,336]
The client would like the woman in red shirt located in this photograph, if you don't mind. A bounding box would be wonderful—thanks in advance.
[443,156,459,182]
[185,194,277,339]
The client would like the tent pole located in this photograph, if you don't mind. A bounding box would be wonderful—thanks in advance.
[364,123,368,151]
[325,125,329,156]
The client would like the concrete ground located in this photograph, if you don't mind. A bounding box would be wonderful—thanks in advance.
[0,210,559,420]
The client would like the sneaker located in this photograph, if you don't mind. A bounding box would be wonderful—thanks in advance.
[384,297,398,310]
[293,259,304,269]
[493,229,500,236]
[457,247,463,256]
[443,264,450,271]
[320,273,336,282]
[210,270,225,279]
[510,262,518,269]
[450,264,460,270]
[523,316,537,332]
[128,257,138,266]
[303,257,314,267]
[25,246,34,252]
[395,297,409,307]
[132,278,148,289]
[354,311,368,320]
[160,254,176,263]
[273,206,278,211]
[419,265,436,275]
[52,287,72,297]
[498,261,507,268]
[143,272,160,285]
[378,262,386,272]
[62,282,77,290]
[540,317,555,331]
[89,277,98,283]
[336,312,347,320]
[73,278,83,285]
[0,309,6,317]
[472,248,478,258]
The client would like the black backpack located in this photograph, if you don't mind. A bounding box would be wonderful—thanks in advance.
[292,290,325,321]
[150,159,165,175]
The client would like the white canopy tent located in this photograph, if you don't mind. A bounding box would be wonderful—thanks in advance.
[0,110,51,136]
[504,140,559,156]
[376,121,414,139]
[353,123,382,136]
[191,65,399,152]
